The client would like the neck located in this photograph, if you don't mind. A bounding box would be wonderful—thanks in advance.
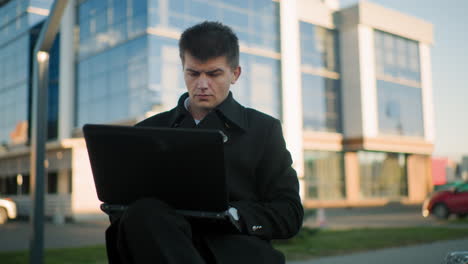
[188,104,210,120]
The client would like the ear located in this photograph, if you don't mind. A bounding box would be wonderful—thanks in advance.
[231,66,241,84]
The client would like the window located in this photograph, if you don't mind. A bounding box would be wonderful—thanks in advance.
[47,172,58,194]
[359,151,408,199]
[236,53,281,119]
[20,174,30,194]
[0,34,29,144]
[374,30,424,137]
[0,176,16,195]
[302,74,341,132]
[300,22,341,133]
[377,80,424,137]
[304,151,346,200]
[300,22,339,72]
[0,173,29,195]
[374,30,420,83]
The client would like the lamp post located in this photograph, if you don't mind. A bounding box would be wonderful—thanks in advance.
[30,50,50,264]
[29,1,68,263]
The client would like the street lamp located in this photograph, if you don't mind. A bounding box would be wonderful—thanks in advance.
[29,1,69,264]
[37,51,49,62]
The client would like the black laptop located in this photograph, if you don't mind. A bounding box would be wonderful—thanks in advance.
[83,124,238,225]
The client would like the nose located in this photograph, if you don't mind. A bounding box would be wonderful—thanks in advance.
[196,74,209,89]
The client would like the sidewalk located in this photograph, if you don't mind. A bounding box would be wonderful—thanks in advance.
[290,203,468,264]
[289,238,468,264]
[0,220,107,252]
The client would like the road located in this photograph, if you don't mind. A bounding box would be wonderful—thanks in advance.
[1,203,467,264]
[303,203,467,229]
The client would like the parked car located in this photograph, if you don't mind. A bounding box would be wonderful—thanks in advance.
[422,182,468,219]
[0,197,17,224]
[443,251,468,264]
[434,181,465,192]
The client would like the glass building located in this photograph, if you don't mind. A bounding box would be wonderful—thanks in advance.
[0,0,65,215]
[0,0,436,219]
[75,0,281,129]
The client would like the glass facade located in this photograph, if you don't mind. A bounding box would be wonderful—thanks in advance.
[0,0,61,144]
[78,0,148,59]
[374,30,424,137]
[159,0,280,52]
[375,30,420,82]
[0,0,53,145]
[300,22,341,132]
[359,151,408,199]
[301,74,341,132]
[236,53,281,118]
[146,36,282,118]
[147,35,184,110]
[377,80,424,137]
[160,0,282,117]
[0,34,29,144]
[0,0,54,47]
[0,0,30,47]
[76,0,281,127]
[78,0,280,58]
[300,22,339,72]
[77,35,149,126]
[304,151,346,200]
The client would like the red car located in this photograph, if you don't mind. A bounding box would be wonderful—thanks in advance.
[422,182,468,219]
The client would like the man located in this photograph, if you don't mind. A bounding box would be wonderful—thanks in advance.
[106,21,303,264]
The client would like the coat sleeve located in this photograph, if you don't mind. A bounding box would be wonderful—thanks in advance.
[230,119,304,240]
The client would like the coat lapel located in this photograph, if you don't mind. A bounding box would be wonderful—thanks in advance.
[169,92,247,133]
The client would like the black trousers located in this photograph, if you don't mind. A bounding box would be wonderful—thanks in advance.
[108,198,217,264]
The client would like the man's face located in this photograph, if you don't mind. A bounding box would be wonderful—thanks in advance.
[183,52,241,115]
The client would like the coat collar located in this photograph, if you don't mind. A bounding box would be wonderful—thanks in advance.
[169,92,247,131]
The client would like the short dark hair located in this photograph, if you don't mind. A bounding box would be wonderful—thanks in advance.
[179,21,239,69]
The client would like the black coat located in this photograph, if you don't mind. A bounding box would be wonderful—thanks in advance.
[107,92,303,263]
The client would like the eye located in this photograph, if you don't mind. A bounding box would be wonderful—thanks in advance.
[187,71,199,77]
[208,71,222,77]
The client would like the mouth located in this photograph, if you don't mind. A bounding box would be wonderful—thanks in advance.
[195,94,212,99]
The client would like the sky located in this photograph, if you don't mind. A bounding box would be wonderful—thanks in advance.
[339,0,468,161]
